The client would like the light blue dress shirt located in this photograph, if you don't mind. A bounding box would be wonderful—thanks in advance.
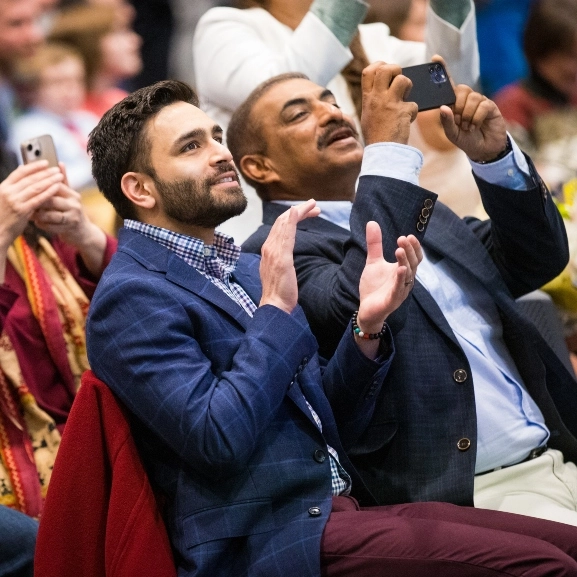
[276,136,549,474]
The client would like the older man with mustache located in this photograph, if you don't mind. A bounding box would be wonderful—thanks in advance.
[235,62,577,526]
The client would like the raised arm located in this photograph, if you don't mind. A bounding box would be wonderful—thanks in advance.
[436,63,569,295]
[30,163,109,278]
[0,161,63,284]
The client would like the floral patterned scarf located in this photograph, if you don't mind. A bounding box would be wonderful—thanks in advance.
[0,235,90,517]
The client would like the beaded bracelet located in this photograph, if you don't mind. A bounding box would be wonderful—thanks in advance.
[352,310,387,340]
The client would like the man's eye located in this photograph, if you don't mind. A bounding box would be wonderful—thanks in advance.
[290,110,307,121]
[183,142,200,151]
[331,103,341,109]
[214,136,223,144]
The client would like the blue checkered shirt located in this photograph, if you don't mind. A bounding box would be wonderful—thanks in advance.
[124,220,351,495]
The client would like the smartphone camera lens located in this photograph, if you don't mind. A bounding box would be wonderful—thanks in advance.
[27,144,33,151]
[34,149,41,157]
[430,64,447,84]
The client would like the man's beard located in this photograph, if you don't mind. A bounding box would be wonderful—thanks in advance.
[154,165,247,229]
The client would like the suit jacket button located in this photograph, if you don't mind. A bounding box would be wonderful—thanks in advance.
[424,198,434,209]
[416,221,425,232]
[308,507,322,516]
[453,369,468,383]
[313,449,326,463]
[457,438,471,451]
[421,207,430,218]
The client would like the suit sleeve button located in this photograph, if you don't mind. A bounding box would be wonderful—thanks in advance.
[453,369,468,383]
[457,438,471,451]
[417,221,425,232]
[308,507,322,516]
[313,449,326,463]
[421,207,430,218]
[424,199,434,209]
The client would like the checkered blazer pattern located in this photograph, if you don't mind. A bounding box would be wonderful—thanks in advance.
[86,228,392,577]
[242,160,577,508]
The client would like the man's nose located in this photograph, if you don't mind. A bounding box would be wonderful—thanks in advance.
[316,100,343,125]
[209,140,234,165]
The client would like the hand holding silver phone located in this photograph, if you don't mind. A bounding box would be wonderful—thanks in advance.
[20,134,59,167]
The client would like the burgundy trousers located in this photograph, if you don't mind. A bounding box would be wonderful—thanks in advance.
[321,496,577,576]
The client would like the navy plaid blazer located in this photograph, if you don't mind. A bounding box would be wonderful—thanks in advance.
[86,228,392,577]
[242,162,577,507]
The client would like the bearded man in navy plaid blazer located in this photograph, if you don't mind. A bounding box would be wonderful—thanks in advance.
[86,80,577,577]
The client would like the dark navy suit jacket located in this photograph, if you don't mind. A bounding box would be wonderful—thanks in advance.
[86,228,392,577]
[242,166,577,507]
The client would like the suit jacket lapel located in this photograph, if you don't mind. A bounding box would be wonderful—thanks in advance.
[410,281,461,348]
[424,204,510,297]
[117,229,254,331]
[230,254,262,306]
[409,203,509,347]
[165,254,254,331]
[262,201,288,224]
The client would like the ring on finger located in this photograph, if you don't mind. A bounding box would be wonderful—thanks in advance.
[404,278,413,286]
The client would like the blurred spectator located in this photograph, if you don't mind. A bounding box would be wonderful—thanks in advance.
[365,0,427,40]
[0,158,116,517]
[49,4,142,118]
[494,0,577,185]
[10,42,98,190]
[0,0,44,146]
[475,0,534,97]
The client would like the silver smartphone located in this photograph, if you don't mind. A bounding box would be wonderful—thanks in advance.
[20,134,59,167]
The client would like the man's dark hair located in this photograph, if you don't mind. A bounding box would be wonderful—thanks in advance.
[88,80,199,220]
[227,72,308,200]
[524,0,577,71]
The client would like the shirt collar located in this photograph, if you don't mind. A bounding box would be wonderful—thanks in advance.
[124,219,240,281]
[272,200,353,231]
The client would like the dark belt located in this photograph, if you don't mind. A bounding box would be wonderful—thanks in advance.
[476,445,548,476]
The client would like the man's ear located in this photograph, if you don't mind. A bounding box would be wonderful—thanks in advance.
[121,172,157,211]
[240,154,279,185]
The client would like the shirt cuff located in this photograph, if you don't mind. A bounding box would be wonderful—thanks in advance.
[360,142,424,186]
[429,0,472,29]
[310,0,368,47]
[469,134,532,191]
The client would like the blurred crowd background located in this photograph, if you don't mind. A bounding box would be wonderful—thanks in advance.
[1,0,577,327]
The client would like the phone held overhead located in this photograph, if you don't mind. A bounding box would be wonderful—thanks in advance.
[401,62,456,112]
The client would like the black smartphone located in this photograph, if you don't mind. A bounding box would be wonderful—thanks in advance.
[401,62,456,112]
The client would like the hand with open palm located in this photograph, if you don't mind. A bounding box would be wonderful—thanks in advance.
[356,221,422,358]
